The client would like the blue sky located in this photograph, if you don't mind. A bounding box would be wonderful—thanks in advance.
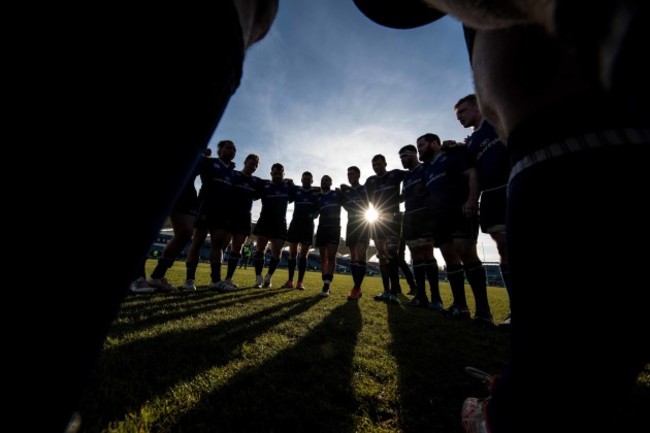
[207,0,500,263]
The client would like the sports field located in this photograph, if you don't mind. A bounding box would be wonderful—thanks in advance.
[77,260,648,432]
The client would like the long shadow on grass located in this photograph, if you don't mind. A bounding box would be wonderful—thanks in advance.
[122,286,293,313]
[79,295,324,431]
[384,299,509,433]
[169,300,363,433]
[112,288,292,336]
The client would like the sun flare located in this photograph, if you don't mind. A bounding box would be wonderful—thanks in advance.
[365,206,379,223]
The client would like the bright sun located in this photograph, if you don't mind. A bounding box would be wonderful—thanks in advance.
[365,206,379,223]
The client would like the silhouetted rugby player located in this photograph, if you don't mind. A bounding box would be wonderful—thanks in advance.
[341,166,370,300]
[253,163,294,289]
[454,94,512,328]
[365,154,405,301]
[223,154,263,289]
[285,171,320,289]
[315,175,344,296]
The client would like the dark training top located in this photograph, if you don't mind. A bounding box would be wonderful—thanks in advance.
[317,189,343,228]
[401,163,428,214]
[258,180,293,223]
[197,157,235,203]
[231,170,263,214]
[342,185,369,223]
[466,120,509,190]
[290,186,320,221]
[365,169,405,215]
[424,149,473,211]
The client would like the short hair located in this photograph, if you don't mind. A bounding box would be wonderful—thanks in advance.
[245,154,259,162]
[217,140,235,150]
[372,154,386,163]
[204,148,212,157]
[271,162,284,172]
[322,175,332,182]
[399,144,418,155]
[417,133,441,145]
[454,94,477,109]
[302,171,313,178]
[347,166,360,175]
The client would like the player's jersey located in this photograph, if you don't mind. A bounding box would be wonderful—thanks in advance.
[424,148,474,211]
[231,170,262,214]
[290,186,320,221]
[364,169,405,215]
[258,180,293,221]
[466,120,510,190]
[317,189,343,228]
[401,163,428,215]
[342,185,369,223]
[197,157,235,203]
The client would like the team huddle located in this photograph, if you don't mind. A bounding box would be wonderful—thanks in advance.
[131,94,511,328]
[53,2,648,431]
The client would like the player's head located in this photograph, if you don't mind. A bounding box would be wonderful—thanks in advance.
[270,163,284,182]
[321,175,332,190]
[301,171,313,188]
[416,133,440,162]
[371,154,387,175]
[217,140,236,162]
[347,166,360,185]
[454,94,481,129]
[398,144,418,169]
[243,154,260,174]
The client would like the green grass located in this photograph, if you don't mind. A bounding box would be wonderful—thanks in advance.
[77,260,646,432]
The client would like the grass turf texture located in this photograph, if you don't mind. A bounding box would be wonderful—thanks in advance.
[77,260,648,432]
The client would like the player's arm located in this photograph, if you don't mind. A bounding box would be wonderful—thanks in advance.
[462,166,480,217]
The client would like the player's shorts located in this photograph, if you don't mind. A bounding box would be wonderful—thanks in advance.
[345,218,369,247]
[172,185,198,217]
[402,208,435,243]
[479,185,507,234]
[315,225,341,247]
[431,207,479,246]
[194,199,229,230]
[370,212,400,242]
[253,216,288,240]
[287,218,315,245]
[229,211,252,236]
